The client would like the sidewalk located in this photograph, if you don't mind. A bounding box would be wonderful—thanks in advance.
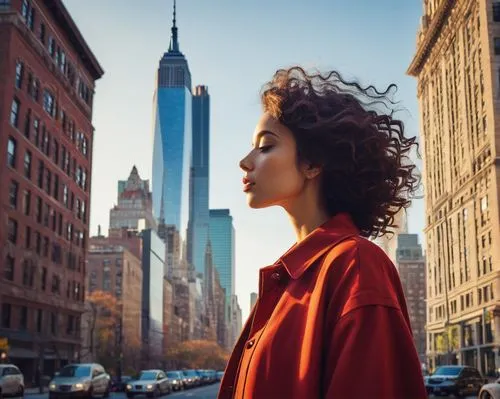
[25,386,48,395]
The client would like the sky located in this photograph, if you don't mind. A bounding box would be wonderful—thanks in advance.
[64,0,425,322]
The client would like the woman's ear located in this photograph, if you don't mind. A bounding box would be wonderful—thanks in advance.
[302,163,322,180]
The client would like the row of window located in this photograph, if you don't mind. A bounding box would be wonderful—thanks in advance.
[15,61,90,160]
[7,137,88,223]
[20,0,93,107]
[1,302,80,337]
[4,252,83,301]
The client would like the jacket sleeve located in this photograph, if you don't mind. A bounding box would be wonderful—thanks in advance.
[323,304,427,399]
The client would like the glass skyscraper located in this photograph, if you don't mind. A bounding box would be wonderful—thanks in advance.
[188,86,210,277]
[152,1,192,268]
[209,209,235,318]
[141,229,165,357]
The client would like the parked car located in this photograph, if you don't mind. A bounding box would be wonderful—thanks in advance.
[182,369,200,388]
[126,370,171,398]
[216,371,224,381]
[0,364,24,398]
[111,375,133,392]
[425,365,486,397]
[165,371,184,391]
[48,363,110,399]
[479,378,500,398]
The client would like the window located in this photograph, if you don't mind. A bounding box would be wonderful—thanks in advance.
[31,78,39,101]
[41,267,47,291]
[21,0,28,18]
[53,174,59,200]
[26,2,34,30]
[24,150,32,178]
[495,37,500,55]
[39,23,45,43]
[66,315,74,335]
[45,169,51,194]
[63,184,68,206]
[35,231,41,255]
[1,304,11,328]
[22,260,34,287]
[10,98,20,127]
[23,190,31,215]
[50,312,57,335]
[33,118,40,143]
[7,137,16,168]
[8,218,18,244]
[4,255,14,281]
[35,196,42,223]
[36,309,43,333]
[15,60,23,89]
[53,139,59,164]
[48,36,55,56]
[25,225,31,248]
[37,161,44,188]
[24,109,31,138]
[19,306,27,330]
[43,204,49,227]
[43,236,49,257]
[43,90,55,116]
[9,180,18,208]
[51,274,60,294]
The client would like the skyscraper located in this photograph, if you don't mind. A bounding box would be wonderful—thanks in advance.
[209,209,236,309]
[152,0,192,276]
[396,234,426,363]
[188,85,210,277]
[408,0,500,374]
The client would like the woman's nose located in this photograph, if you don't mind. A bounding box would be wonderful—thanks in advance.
[239,152,253,172]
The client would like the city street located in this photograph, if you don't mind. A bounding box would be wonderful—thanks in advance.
[26,383,221,399]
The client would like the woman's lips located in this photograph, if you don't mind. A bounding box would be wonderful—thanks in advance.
[243,182,255,192]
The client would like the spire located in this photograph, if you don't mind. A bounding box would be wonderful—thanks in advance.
[168,0,180,53]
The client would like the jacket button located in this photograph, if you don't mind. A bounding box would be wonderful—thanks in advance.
[271,272,281,281]
[246,339,255,349]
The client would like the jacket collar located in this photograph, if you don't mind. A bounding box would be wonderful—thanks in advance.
[279,212,360,280]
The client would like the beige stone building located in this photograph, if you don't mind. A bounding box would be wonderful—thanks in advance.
[408,0,500,375]
[83,240,142,370]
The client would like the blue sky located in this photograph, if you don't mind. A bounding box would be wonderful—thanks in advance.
[64,0,425,320]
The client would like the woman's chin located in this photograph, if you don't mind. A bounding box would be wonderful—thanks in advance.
[246,195,268,209]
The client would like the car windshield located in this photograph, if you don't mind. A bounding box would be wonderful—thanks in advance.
[139,371,158,380]
[433,367,461,376]
[166,372,180,378]
[59,366,91,378]
[183,370,197,377]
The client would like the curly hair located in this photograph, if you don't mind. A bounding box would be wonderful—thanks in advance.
[261,67,420,238]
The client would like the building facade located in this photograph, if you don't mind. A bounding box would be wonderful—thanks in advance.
[151,1,192,279]
[84,241,142,370]
[250,292,258,313]
[141,229,165,367]
[396,234,427,363]
[408,0,500,375]
[0,0,103,382]
[187,85,210,278]
[109,166,156,231]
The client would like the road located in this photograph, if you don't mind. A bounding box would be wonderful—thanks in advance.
[26,383,221,399]
[24,386,481,399]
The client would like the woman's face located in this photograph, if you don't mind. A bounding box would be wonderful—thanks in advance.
[239,112,310,209]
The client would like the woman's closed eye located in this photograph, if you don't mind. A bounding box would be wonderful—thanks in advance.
[258,145,274,153]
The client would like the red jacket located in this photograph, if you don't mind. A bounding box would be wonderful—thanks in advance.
[218,213,426,399]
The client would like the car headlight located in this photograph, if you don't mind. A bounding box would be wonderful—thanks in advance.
[126,384,132,390]
[173,380,178,384]
[49,383,57,391]
[146,384,154,390]
[74,383,84,390]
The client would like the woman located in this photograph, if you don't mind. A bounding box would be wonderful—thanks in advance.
[218,67,427,399]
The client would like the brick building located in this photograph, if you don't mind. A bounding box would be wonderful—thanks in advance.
[0,0,103,382]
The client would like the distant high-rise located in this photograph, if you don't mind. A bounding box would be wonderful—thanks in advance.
[250,292,258,312]
[110,166,156,231]
[209,209,236,312]
[396,234,426,363]
[188,85,210,278]
[152,0,192,277]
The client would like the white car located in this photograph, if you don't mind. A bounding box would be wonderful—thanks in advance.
[479,378,500,398]
[126,370,172,398]
[0,364,24,398]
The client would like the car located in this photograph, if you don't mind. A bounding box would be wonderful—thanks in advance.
[165,371,184,391]
[111,375,133,392]
[216,371,224,381]
[479,378,500,398]
[126,370,172,398]
[0,364,24,398]
[49,363,110,399]
[425,365,485,397]
[181,369,200,388]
